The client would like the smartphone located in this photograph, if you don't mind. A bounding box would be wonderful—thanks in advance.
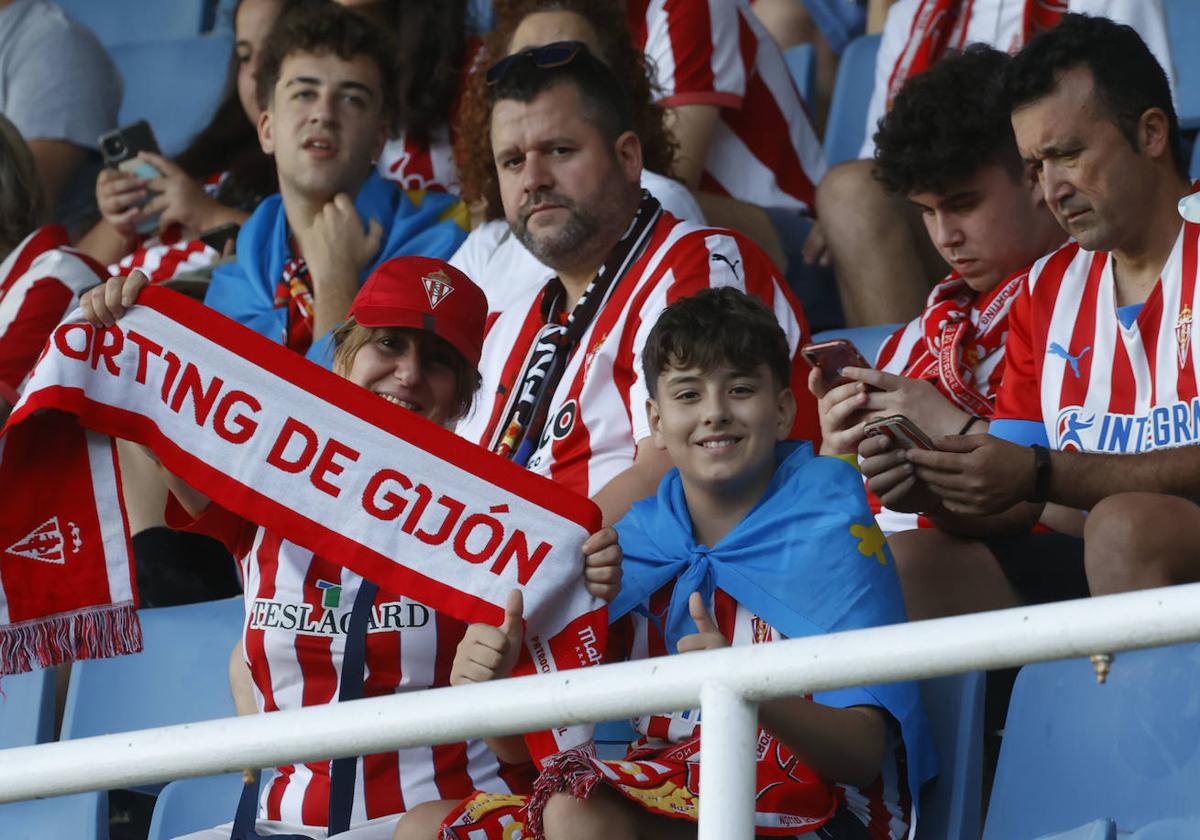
[863,414,937,451]
[801,339,872,388]
[98,120,163,236]
[198,222,240,254]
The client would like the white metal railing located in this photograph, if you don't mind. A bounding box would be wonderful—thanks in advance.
[2,583,1200,838]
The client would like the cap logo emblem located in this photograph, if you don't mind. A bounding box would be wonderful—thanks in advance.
[422,270,455,310]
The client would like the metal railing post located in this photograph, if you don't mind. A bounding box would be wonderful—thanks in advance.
[698,681,758,840]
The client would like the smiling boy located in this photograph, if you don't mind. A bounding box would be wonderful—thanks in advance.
[203,2,467,364]
[432,288,934,840]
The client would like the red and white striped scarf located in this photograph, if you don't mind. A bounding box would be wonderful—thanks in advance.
[905,270,1026,417]
[0,288,604,761]
[886,0,1068,109]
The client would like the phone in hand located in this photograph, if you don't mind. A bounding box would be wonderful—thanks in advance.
[863,414,937,451]
[98,120,163,236]
[801,339,873,388]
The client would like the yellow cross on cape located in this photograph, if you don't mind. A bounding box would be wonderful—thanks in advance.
[850,521,888,565]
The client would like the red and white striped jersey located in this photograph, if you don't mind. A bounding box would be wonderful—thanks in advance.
[994,221,1200,453]
[169,500,531,829]
[378,129,459,195]
[627,0,826,213]
[455,212,820,498]
[612,586,913,840]
[0,225,107,404]
[861,0,1175,159]
[872,272,1023,532]
[111,233,218,284]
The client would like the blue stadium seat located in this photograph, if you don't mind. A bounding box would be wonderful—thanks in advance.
[1163,0,1200,131]
[147,773,244,840]
[1190,137,1200,181]
[61,597,244,792]
[915,672,985,840]
[595,718,638,760]
[0,790,108,840]
[111,33,233,157]
[812,323,902,366]
[983,644,1200,839]
[0,666,55,749]
[785,44,816,112]
[823,34,880,167]
[57,0,208,46]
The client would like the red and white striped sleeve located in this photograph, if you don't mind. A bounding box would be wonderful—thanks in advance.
[632,0,747,109]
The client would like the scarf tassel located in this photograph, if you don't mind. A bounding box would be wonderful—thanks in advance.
[0,602,142,678]
[523,746,602,840]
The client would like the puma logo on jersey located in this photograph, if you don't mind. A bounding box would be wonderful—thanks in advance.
[1048,342,1091,378]
[710,253,742,281]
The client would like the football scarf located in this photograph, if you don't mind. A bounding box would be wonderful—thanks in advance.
[906,270,1026,418]
[611,441,937,805]
[887,0,1067,109]
[0,288,604,762]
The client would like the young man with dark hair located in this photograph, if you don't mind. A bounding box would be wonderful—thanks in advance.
[204,1,468,365]
[811,45,1068,558]
[862,14,1200,607]
[455,43,820,527]
[431,287,934,840]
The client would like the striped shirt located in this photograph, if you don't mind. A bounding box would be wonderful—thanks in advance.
[456,211,819,498]
[0,225,108,404]
[378,129,459,195]
[628,0,826,212]
[994,221,1200,454]
[860,0,1175,159]
[170,500,531,829]
[612,586,913,840]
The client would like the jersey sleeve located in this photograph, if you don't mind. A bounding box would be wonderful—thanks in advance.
[164,494,257,558]
[992,276,1043,426]
[857,0,916,159]
[644,0,747,109]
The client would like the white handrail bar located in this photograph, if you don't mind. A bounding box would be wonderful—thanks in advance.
[1,583,1199,807]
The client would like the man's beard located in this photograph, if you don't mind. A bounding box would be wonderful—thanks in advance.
[512,191,601,268]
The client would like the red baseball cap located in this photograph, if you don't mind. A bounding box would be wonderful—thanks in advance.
[349,257,488,368]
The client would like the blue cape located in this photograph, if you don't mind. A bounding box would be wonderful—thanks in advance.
[612,440,937,801]
[204,172,467,366]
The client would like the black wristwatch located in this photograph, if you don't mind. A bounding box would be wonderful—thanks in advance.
[1031,444,1052,502]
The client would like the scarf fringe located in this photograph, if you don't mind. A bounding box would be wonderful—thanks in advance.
[0,602,142,677]
[524,746,602,840]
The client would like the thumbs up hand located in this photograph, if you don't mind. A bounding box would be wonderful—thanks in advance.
[676,592,731,653]
[450,589,525,686]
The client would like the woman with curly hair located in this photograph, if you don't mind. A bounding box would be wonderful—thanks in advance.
[447,0,703,313]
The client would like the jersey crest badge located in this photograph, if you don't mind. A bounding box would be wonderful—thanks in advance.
[750,616,772,644]
[6,516,69,564]
[422,270,454,310]
[1177,305,1192,368]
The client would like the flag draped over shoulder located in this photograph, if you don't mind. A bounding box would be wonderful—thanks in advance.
[611,441,937,803]
[0,287,604,761]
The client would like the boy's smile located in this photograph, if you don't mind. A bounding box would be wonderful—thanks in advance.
[648,363,796,531]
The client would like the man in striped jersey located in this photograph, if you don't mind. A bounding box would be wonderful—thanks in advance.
[456,42,819,526]
[811,45,1068,547]
[862,14,1199,609]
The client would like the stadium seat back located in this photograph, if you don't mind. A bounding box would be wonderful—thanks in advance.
[0,666,55,749]
[0,790,108,840]
[146,773,244,840]
[785,44,816,111]
[823,34,880,166]
[1164,0,1200,131]
[915,671,985,840]
[112,33,234,158]
[983,644,1200,839]
[58,0,208,46]
[61,597,243,740]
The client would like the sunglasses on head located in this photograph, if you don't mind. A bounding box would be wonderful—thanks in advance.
[485,40,585,86]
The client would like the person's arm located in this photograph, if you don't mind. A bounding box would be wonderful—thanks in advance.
[26,139,85,219]
[590,436,674,527]
[296,194,384,341]
[680,593,887,785]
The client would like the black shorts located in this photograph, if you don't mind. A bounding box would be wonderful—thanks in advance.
[982,531,1089,605]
